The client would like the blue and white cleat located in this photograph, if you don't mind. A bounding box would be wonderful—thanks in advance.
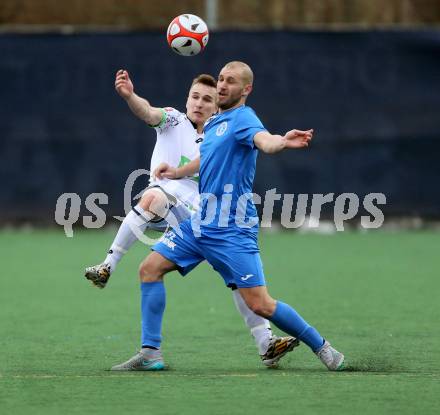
[316,340,345,371]
[111,349,165,371]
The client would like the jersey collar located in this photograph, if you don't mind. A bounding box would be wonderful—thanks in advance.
[189,118,197,130]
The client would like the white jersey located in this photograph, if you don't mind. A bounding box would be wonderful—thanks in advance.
[149,107,202,211]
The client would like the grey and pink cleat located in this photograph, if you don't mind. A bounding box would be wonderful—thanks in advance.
[316,340,345,371]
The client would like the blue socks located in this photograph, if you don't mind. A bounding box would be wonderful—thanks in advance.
[139,283,323,352]
[141,281,166,349]
[270,301,324,352]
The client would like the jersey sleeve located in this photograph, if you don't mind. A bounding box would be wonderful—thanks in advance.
[234,107,267,148]
[150,107,185,135]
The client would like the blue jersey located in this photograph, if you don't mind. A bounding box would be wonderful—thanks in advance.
[198,105,266,236]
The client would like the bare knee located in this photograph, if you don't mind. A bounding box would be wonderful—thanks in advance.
[138,189,169,220]
[247,300,276,318]
[239,288,277,318]
[138,252,176,283]
[138,257,164,283]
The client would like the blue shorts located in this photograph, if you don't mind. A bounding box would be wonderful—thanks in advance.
[151,219,266,289]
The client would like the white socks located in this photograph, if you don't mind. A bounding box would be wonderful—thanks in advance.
[104,206,153,272]
[232,289,272,355]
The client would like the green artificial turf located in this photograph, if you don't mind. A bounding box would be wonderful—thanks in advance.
[0,228,439,414]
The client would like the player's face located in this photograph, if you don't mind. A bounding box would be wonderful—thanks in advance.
[186,83,217,127]
[217,67,250,110]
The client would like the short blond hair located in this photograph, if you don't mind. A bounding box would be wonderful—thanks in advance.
[223,61,254,86]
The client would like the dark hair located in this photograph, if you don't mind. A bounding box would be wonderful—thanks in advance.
[191,74,217,88]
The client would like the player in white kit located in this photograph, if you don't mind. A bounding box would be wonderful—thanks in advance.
[85,70,298,367]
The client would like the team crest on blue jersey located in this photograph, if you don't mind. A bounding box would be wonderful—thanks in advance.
[216,121,228,136]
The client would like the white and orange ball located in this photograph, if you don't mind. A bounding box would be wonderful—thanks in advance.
[166,14,209,56]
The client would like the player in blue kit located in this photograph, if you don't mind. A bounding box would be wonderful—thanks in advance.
[111,61,344,371]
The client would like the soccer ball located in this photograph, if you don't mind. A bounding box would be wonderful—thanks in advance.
[166,14,209,56]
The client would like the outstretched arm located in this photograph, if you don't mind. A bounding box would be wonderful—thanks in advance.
[115,69,164,126]
[153,158,200,180]
[254,129,313,154]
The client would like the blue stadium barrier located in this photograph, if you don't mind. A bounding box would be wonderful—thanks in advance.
[1,30,439,222]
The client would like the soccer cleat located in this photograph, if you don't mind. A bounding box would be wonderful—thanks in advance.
[111,349,165,371]
[84,263,111,289]
[316,340,345,371]
[260,335,300,367]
